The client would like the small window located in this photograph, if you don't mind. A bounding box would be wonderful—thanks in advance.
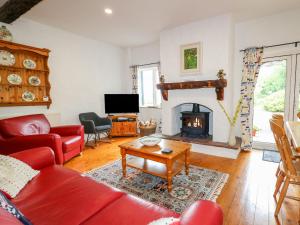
[137,66,161,108]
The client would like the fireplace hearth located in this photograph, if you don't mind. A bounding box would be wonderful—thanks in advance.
[180,104,210,138]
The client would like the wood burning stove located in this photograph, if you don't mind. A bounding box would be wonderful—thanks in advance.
[180,104,210,137]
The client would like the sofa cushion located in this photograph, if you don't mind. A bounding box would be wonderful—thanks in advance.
[95,125,111,131]
[12,166,79,204]
[0,155,39,198]
[83,194,179,225]
[0,192,32,225]
[13,167,124,225]
[61,136,82,153]
[0,114,50,138]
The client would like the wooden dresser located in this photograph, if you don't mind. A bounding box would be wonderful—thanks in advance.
[0,40,51,108]
[109,114,138,137]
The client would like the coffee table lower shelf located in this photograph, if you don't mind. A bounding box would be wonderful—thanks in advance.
[127,157,184,180]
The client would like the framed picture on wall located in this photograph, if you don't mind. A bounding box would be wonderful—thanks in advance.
[180,42,202,74]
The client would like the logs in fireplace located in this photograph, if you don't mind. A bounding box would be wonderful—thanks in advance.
[180,104,210,138]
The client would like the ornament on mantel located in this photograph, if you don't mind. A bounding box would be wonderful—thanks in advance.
[0,26,13,42]
[159,74,165,83]
[217,69,226,80]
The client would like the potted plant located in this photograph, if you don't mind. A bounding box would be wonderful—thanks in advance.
[252,125,261,137]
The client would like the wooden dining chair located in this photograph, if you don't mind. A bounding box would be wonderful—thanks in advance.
[272,114,284,128]
[272,114,300,160]
[297,112,300,120]
[271,114,285,177]
[270,118,289,196]
[270,119,300,217]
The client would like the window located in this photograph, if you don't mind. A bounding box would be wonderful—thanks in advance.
[137,66,161,107]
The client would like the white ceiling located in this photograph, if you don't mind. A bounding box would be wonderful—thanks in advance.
[22,0,300,47]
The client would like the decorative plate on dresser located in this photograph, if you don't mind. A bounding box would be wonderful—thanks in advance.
[0,50,15,66]
[0,40,51,108]
[23,59,36,69]
[22,91,35,102]
[7,74,22,85]
[28,75,41,86]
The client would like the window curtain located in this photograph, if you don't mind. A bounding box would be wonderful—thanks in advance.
[240,47,264,151]
[131,65,138,94]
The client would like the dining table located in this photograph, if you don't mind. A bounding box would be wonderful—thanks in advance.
[286,121,300,153]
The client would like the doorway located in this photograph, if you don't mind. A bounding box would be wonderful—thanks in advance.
[253,54,299,150]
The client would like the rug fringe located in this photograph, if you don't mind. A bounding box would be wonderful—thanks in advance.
[207,173,229,202]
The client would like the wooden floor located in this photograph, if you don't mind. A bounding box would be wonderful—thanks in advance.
[65,137,300,225]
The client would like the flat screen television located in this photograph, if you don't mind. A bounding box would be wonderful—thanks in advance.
[104,94,139,114]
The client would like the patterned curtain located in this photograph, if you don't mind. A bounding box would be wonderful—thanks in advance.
[240,47,264,151]
[131,65,138,94]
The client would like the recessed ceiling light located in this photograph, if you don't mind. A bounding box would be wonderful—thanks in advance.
[104,8,113,15]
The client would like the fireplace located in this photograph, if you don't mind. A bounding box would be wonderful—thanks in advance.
[180,104,210,137]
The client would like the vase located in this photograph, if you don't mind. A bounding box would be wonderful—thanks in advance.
[0,25,13,42]
[228,126,236,146]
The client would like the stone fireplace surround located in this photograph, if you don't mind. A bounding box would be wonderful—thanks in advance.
[161,88,230,143]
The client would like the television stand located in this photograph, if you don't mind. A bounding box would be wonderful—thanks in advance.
[108,114,138,137]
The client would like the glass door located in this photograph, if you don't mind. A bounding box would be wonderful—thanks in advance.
[252,56,293,150]
[294,54,300,120]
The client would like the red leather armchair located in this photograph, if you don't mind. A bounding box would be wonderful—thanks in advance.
[0,114,84,164]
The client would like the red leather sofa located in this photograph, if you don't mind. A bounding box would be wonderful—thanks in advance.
[0,114,84,164]
[0,147,223,225]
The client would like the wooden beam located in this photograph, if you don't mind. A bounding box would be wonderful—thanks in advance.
[156,79,227,101]
[0,0,42,24]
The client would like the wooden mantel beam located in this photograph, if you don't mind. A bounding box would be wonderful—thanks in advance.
[156,79,227,101]
[0,0,42,24]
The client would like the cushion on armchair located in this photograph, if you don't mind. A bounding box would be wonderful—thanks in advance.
[0,114,50,138]
[0,155,39,198]
[61,136,83,153]
[95,125,112,132]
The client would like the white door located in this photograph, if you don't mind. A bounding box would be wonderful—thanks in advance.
[252,54,296,150]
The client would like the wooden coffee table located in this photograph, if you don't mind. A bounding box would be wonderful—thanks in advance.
[119,139,191,192]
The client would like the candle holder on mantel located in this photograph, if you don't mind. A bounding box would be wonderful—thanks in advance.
[159,74,165,83]
[217,69,226,80]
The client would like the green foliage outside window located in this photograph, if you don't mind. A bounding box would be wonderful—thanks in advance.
[263,90,285,112]
[254,61,287,112]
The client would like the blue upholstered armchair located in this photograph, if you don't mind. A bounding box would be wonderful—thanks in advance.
[79,112,112,146]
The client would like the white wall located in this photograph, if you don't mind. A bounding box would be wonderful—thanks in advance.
[0,18,127,125]
[232,8,300,135]
[130,41,160,66]
[127,41,162,125]
[160,14,234,142]
[126,9,300,141]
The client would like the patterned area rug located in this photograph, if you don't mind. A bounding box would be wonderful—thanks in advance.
[85,158,229,213]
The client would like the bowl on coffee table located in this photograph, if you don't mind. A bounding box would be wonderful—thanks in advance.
[139,136,161,146]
